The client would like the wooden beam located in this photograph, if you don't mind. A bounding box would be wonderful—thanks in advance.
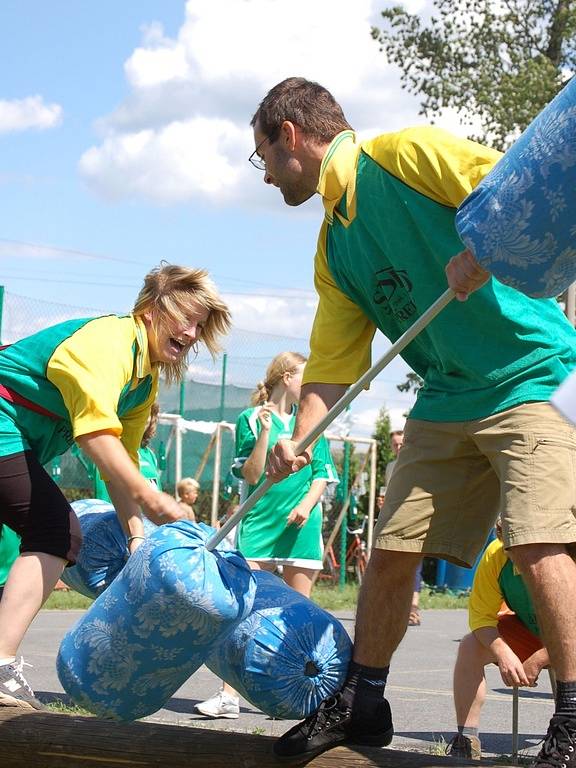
[0,708,493,768]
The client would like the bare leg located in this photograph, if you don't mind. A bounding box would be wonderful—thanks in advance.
[353,549,422,666]
[453,633,494,728]
[0,552,65,658]
[511,544,576,681]
[282,565,316,598]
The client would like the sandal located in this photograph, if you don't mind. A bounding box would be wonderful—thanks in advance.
[408,605,421,626]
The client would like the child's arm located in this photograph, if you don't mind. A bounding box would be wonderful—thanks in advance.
[77,432,183,547]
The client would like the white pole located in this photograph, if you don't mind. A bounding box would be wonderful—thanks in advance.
[367,439,377,553]
[211,423,222,527]
[206,288,454,551]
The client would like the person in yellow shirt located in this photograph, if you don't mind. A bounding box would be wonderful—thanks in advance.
[0,264,230,709]
[446,525,549,760]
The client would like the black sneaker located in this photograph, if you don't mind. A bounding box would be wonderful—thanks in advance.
[534,714,576,767]
[0,658,45,710]
[445,733,481,760]
[273,693,393,761]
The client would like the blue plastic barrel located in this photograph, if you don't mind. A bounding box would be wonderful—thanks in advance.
[436,529,496,592]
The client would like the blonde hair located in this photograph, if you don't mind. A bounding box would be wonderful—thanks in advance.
[141,402,160,448]
[250,351,307,406]
[177,477,200,495]
[133,263,231,385]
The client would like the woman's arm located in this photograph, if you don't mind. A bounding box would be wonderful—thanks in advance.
[77,432,183,545]
[241,404,273,485]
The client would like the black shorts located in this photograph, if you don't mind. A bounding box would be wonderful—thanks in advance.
[0,451,81,564]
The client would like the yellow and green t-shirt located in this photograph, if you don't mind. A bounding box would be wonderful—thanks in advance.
[0,315,157,466]
[305,128,576,421]
[469,538,538,637]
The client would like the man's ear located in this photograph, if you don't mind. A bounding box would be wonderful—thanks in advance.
[280,120,298,151]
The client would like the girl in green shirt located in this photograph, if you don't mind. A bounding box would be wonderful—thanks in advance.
[195,351,338,719]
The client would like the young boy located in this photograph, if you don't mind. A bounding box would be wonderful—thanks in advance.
[0,263,230,708]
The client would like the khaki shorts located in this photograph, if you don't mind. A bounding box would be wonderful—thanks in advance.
[374,402,576,566]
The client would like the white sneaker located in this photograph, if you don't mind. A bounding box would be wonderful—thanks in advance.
[195,689,240,719]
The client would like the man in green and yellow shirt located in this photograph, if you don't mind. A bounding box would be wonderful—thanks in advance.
[250,77,576,767]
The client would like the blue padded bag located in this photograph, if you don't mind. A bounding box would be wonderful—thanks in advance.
[57,520,256,720]
[206,570,352,719]
[61,499,157,599]
[456,77,576,298]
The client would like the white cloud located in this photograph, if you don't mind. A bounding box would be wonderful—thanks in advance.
[80,0,444,205]
[0,96,62,134]
[226,292,317,338]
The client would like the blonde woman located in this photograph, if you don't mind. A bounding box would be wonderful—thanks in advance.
[196,351,338,719]
[0,263,230,709]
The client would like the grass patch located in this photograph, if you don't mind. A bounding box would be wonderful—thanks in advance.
[46,698,94,717]
[312,582,469,612]
[43,590,93,610]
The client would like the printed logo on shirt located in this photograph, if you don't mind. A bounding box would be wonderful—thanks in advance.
[373,267,417,322]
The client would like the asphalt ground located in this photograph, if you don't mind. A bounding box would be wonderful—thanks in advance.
[21,607,554,761]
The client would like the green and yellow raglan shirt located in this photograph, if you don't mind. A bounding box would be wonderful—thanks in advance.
[304,128,576,421]
[0,315,158,467]
[469,538,539,637]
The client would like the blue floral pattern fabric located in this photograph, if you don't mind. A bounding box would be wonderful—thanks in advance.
[60,499,156,599]
[456,78,576,298]
[57,521,256,720]
[206,570,352,719]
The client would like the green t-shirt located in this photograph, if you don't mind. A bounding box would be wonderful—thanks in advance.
[309,129,576,421]
[0,524,20,588]
[235,406,338,562]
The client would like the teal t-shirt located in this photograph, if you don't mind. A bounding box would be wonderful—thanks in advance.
[89,446,162,502]
[324,147,576,421]
[235,406,338,561]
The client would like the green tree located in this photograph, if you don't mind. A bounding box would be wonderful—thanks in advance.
[372,407,395,493]
[372,0,576,150]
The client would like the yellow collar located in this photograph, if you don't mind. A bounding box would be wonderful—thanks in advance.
[317,130,360,228]
[133,315,153,379]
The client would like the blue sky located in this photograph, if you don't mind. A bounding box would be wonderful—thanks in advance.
[0,0,458,437]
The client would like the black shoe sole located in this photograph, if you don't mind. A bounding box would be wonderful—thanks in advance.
[273,726,394,764]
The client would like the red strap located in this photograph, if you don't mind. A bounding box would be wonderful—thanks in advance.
[0,384,60,420]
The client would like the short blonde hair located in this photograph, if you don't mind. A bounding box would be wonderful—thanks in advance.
[133,263,231,385]
[177,477,200,495]
[250,351,307,406]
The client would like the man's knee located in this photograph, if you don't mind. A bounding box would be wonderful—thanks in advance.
[368,548,422,579]
[509,542,572,574]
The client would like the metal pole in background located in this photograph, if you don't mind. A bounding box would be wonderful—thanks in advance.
[339,435,350,589]
[219,353,227,422]
[367,439,377,553]
[179,381,186,417]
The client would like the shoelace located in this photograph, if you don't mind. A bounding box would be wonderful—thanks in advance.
[537,718,576,768]
[301,694,351,739]
[12,657,35,695]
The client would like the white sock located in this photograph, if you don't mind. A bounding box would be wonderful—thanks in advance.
[0,657,16,667]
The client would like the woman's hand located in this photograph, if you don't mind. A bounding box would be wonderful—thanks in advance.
[287,505,310,528]
[257,402,274,432]
[140,491,185,525]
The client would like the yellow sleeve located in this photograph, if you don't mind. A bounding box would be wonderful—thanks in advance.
[47,316,137,442]
[362,127,502,209]
[303,222,376,386]
[468,539,509,632]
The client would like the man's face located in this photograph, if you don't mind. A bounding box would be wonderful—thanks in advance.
[252,120,317,206]
[390,432,404,457]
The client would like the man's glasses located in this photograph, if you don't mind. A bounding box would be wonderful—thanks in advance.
[248,130,278,170]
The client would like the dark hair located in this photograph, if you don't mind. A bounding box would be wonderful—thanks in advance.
[251,77,352,143]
